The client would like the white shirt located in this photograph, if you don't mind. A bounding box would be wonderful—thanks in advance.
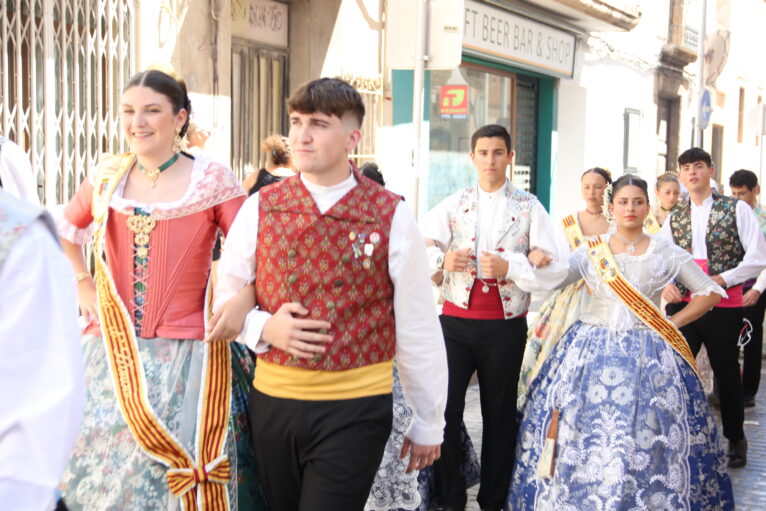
[215,172,448,445]
[0,138,39,205]
[0,220,85,511]
[658,193,766,287]
[423,182,567,292]
[753,270,766,294]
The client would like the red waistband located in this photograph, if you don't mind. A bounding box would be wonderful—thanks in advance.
[442,279,507,320]
[684,259,742,308]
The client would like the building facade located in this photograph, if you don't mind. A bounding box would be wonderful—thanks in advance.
[3,0,764,211]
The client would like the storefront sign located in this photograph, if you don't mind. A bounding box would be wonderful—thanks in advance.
[232,0,288,48]
[439,85,469,118]
[463,0,576,78]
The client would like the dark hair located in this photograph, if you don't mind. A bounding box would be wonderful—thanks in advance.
[610,174,649,202]
[656,172,680,190]
[360,161,385,186]
[678,147,712,168]
[124,69,192,137]
[581,167,612,185]
[729,169,758,190]
[287,78,365,127]
[261,134,290,166]
[471,124,512,153]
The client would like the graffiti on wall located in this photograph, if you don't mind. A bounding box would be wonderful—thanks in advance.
[232,0,288,48]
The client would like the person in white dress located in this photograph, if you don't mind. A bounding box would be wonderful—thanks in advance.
[508,174,734,510]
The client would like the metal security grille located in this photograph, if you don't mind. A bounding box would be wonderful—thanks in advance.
[231,39,288,181]
[343,73,382,166]
[514,74,539,194]
[0,0,134,206]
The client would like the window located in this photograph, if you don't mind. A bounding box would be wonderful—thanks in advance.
[1,0,134,206]
[427,64,516,210]
[344,74,383,167]
[231,40,288,181]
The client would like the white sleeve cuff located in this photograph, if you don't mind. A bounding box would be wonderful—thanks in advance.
[753,270,766,294]
[237,309,273,353]
[426,245,445,273]
[49,204,94,245]
[405,416,445,446]
[502,252,535,281]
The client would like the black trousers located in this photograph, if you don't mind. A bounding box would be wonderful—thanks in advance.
[249,388,393,511]
[667,303,745,441]
[434,315,527,511]
[742,289,766,399]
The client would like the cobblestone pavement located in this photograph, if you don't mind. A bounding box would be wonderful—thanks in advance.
[461,365,766,511]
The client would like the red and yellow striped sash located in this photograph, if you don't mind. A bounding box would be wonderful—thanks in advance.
[562,215,586,251]
[91,154,232,510]
[585,237,699,377]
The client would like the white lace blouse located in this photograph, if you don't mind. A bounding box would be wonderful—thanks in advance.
[562,235,727,333]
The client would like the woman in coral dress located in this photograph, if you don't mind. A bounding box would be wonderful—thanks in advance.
[55,69,264,510]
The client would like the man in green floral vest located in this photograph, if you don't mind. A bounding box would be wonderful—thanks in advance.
[729,169,766,409]
[659,148,766,469]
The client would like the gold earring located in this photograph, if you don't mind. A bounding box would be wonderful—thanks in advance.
[172,127,183,153]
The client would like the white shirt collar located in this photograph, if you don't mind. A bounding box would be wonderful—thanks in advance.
[691,192,714,209]
[478,179,509,200]
[300,171,356,196]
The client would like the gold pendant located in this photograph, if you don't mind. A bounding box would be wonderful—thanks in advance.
[142,166,160,187]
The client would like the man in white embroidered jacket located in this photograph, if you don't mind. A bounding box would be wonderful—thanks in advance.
[423,124,566,511]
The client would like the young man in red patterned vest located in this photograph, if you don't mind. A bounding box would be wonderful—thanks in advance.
[215,78,448,510]
[660,148,766,469]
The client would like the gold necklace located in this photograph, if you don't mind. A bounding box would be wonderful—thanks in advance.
[136,152,180,187]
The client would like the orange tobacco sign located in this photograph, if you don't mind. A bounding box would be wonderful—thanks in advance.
[439,85,469,117]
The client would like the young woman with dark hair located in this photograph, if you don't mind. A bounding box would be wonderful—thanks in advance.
[508,174,734,510]
[55,68,264,510]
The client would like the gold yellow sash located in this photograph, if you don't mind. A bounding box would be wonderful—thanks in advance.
[91,154,232,510]
[562,214,586,251]
[585,236,699,377]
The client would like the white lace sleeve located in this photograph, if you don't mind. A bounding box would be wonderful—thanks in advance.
[49,204,95,245]
[676,254,728,299]
[558,246,587,289]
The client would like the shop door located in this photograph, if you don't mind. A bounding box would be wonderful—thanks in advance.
[428,63,539,211]
[514,74,539,194]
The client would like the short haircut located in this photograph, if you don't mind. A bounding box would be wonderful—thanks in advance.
[729,169,758,190]
[287,78,365,127]
[678,147,712,168]
[360,161,385,186]
[471,124,512,153]
[581,167,612,185]
[611,174,649,202]
[656,172,680,190]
